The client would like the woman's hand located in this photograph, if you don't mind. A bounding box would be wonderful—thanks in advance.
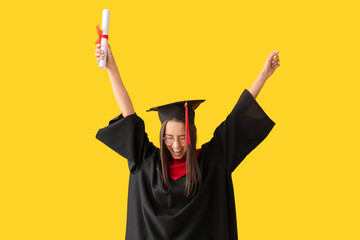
[95,41,117,71]
[248,51,280,99]
[261,50,280,79]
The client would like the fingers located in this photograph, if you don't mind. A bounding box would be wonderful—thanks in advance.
[271,50,280,68]
[95,43,105,60]
[272,63,280,68]
[268,50,279,59]
[94,52,104,60]
[271,58,280,68]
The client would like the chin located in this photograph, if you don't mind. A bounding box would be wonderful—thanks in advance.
[172,153,186,159]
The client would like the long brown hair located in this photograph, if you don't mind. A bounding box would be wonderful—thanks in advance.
[158,118,202,197]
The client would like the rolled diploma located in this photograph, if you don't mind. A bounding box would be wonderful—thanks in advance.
[99,9,110,69]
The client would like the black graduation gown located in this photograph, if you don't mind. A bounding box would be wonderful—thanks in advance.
[96,89,275,240]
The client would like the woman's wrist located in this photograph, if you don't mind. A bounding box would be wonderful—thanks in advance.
[249,72,268,99]
[258,71,270,82]
[106,64,119,74]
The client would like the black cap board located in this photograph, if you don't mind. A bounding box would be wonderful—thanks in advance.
[146,100,205,124]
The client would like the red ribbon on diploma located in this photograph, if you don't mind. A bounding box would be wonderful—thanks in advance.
[95,24,108,44]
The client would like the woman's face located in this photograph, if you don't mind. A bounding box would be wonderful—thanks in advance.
[164,120,187,159]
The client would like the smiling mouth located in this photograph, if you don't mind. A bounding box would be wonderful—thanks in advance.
[171,148,183,156]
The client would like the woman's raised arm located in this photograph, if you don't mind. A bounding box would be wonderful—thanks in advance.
[95,42,135,117]
[249,50,280,99]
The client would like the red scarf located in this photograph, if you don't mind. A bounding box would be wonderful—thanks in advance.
[169,149,201,180]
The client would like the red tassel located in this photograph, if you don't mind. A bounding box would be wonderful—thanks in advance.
[95,24,108,44]
[184,101,191,146]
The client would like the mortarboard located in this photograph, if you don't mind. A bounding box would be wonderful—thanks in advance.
[146,100,205,146]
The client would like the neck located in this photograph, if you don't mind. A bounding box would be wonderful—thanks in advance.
[171,154,186,163]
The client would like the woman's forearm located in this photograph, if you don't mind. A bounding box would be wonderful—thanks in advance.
[107,66,135,117]
[248,72,268,99]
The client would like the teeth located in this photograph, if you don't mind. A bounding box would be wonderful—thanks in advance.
[172,148,182,153]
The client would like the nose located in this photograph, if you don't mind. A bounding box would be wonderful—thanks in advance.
[172,139,181,148]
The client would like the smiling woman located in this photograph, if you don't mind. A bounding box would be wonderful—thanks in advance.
[158,116,200,197]
[146,99,203,197]
[95,42,279,239]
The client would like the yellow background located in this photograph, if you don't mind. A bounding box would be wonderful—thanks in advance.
[1,0,359,239]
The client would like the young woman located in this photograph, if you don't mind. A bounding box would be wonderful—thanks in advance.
[95,42,279,240]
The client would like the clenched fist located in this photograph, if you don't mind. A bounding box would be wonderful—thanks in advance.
[95,41,117,71]
[261,50,280,78]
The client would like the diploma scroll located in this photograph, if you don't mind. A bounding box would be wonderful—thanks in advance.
[99,9,110,69]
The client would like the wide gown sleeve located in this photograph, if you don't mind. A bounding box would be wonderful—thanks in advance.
[95,113,158,173]
[211,89,275,173]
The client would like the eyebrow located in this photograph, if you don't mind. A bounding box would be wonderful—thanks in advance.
[164,134,185,137]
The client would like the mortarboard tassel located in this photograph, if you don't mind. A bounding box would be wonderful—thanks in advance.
[184,101,191,146]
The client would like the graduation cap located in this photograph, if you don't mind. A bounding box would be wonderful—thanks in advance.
[146,100,205,146]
